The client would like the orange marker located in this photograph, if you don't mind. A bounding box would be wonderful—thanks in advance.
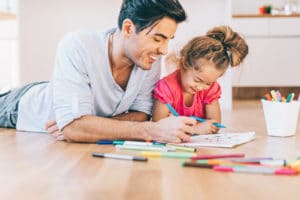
[263,93,272,101]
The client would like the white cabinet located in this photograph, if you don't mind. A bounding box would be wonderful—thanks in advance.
[230,17,300,86]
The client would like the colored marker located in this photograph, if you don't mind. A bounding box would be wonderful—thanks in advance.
[97,140,165,146]
[259,159,286,167]
[270,90,278,102]
[97,140,124,145]
[275,90,282,102]
[166,102,226,128]
[190,116,226,128]
[195,159,233,165]
[263,93,272,101]
[92,152,148,162]
[166,144,196,152]
[116,144,176,152]
[288,160,300,168]
[141,151,196,159]
[182,162,215,168]
[190,153,245,160]
[213,165,297,176]
[166,103,179,116]
[286,93,295,103]
[229,157,273,163]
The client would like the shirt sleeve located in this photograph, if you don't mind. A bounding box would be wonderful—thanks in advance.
[128,59,161,116]
[153,78,174,104]
[202,82,222,104]
[52,32,93,130]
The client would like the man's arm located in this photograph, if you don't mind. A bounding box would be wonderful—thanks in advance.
[62,115,197,143]
[112,111,150,121]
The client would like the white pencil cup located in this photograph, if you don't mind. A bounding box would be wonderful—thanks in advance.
[262,100,300,137]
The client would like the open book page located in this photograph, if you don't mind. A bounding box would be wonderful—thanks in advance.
[179,132,256,148]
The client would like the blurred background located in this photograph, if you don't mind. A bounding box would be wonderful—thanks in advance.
[1,0,300,110]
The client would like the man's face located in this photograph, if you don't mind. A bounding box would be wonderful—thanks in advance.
[124,17,178,70]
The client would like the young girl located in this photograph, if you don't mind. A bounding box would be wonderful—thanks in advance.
[152,26,248,134]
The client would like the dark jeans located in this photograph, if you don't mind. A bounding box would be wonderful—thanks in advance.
[0,82,46,128]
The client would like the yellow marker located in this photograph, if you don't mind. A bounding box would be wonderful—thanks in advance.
[166,144,196,152]
[270,90,277,102]
[289,160,300,168]
[141,151,196,159]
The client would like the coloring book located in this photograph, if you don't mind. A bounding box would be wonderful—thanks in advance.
[179,132,255,148]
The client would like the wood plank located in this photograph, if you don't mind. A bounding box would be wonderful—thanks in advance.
[0,101,300,199]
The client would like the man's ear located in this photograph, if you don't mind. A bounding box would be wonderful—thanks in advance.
[121,19,136,37]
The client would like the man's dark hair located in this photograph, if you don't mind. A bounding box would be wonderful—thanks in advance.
[118,0,187,33]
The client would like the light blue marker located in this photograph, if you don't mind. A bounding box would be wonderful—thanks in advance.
[190,116,226,128]
[166,103,179,116]
[166,102,226,128]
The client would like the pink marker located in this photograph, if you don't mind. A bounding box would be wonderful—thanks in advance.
[191,153,245,160]
[275,168,297,175]
[213,165,297,176]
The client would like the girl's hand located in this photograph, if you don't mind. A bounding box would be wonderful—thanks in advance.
[192,120,220,135]
[151,116,197,143]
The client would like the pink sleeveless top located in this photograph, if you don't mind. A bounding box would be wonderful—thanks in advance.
[153,70,221,118]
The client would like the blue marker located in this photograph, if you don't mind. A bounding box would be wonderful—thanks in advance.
[166,102,226,128]
[166,103,179,116]
[97,140,166,146]
[190,116,226,128]
[97,140,124,145]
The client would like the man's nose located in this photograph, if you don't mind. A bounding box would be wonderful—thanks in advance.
[158,42,168,55]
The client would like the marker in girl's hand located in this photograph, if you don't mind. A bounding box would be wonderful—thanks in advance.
[166,103,226,128]
[166,102,179,116]
[190,116,226,128]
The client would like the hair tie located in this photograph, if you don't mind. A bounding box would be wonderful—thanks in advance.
[223,45,231,63]
[226,49,232,62]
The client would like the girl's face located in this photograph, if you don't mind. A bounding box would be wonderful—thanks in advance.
[180,58,224,94]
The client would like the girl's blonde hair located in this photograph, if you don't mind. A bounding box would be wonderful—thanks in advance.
[180,26,248,70]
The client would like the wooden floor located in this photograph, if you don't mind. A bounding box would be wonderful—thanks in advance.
[1,100,300,200]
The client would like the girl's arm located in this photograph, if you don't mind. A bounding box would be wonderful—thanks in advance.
[205,100,221,122]
[189,100,221,135]
[152,100,170,122]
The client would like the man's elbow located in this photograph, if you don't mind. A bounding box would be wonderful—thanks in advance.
[62,123,81,143]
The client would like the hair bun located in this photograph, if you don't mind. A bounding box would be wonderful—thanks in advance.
[206,26,248,67]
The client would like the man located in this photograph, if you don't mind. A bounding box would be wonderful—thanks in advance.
[0,0,196,143]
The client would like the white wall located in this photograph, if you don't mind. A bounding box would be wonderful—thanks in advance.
[19,0,121,84]
[18,0,233,109]
[0,19,17,88]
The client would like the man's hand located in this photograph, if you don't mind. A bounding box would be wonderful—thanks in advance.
[150,116,197,143]
[45,119,65,141]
